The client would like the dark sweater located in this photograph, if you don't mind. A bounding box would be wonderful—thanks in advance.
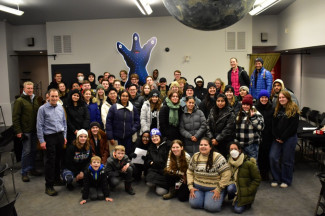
[272,107,299,142]
[65,144,92,176]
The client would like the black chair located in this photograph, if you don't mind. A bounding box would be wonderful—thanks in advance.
[318,113,325,127]
[301,107,311,121]
[309,110,320,126]
[0,193,19,216]
[0,163,16,194]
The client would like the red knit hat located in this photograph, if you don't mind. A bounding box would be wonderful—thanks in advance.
[242,94,253,106]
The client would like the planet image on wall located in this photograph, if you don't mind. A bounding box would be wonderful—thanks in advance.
[162,0,256,31]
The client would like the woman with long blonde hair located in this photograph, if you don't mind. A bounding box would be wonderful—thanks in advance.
[270,90,299,188]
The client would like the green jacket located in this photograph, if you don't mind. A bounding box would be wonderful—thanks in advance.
[235,155,261,207]
[12,94,39,134]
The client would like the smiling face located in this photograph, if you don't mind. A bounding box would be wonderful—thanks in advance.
[88,75,94,82]
[72,83,80,90]
[242,104,251,112]
[171,86,179,92]
[114,81,121,91]
[255,61,263,70]
[24,84,34,96]
[142,133,150,145]
[91,159,101,171]
[186,88,194,97]
[78,134,87,145]
[225,90,233,100]
[230,58,238,69]
[128,86,137,97]
[83,90,92,102]
[215,80,221,89]
[208,87,216,95]
[239,89,247,97]
[151,134,161,145]
[146,77,153,85]
[151,96,158,104]
[58,83,66,92]
[97,89,104,96]
[102,81,109,90]
[171,142,183,157]
[216,97,226,109]
[72,93,80,102]
[170,93,179,104]
[199,139,211,156]
[273,82,282,94]
[120,92,129,105]
[143,85,151,95]
[260,96,269,105]
[108,90,117,101]
[186,98,195,111]
[91,126,99,135]
[49,90,59,106]
[279,93,288,106]
[120,71,127,80]
[114,150,125,161]
[55,73,62,82]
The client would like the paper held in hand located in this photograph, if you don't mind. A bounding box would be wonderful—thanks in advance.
[131,148,147,165]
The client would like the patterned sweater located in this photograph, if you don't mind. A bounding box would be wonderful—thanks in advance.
[187,152,231,192]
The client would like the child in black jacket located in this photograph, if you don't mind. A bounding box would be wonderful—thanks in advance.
[105,145,135,195]
[80,156,113,204]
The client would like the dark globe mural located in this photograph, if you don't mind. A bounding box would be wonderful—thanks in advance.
[162,0,256,31]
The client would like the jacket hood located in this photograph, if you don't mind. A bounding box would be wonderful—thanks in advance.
[273,79,285,89]
[194,75,205,87]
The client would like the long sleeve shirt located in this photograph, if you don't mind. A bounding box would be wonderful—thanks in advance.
[37,102,67,143]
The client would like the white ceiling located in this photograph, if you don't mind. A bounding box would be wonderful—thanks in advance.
[0,0,295,26]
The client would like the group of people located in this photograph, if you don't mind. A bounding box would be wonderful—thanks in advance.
[11,57,300,213]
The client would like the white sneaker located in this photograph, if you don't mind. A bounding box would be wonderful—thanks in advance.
[280,183,288,188]
[271,182,278,187]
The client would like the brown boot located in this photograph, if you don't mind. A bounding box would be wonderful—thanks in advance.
[163,187,176,200]
[125,182,135,195]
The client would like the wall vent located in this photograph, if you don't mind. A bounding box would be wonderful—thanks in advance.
[226,31,246,51]
[53,35,72,54]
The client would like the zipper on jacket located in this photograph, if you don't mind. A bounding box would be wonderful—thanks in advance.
[123,108,126,139]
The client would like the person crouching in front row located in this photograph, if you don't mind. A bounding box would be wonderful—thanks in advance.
[105,145,135,195]
[80,156,113,205]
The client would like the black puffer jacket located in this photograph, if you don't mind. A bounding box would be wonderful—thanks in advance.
[206,106,235,156]
[159,103,183,141]
[199,95,217,119]
[129,94,144,114]
[227,66,250,87]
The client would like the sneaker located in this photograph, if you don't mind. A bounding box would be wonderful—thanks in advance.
[45,187,58,196]
[29,169,42,176]
[22,174,30,182]
[125,183,136,195]
[163,187,176,200]
[280,183,288,188]
[271,182,278,187]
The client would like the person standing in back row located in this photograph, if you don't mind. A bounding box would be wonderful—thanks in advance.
[227,57,250,96]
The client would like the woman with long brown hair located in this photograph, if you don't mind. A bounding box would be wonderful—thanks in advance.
[140,89,162,134]
[270,90,299,188]
[163,140,191,201]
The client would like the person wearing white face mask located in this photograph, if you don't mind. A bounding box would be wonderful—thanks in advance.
[226,142,261,214]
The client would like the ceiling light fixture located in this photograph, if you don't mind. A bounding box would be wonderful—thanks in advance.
[134,0,152,15]
[249,0,280,16]
[0,4,24,16]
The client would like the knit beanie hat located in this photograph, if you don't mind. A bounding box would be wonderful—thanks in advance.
[77,129,88,138]
[150,128,162,137]
[255,57,264,65]
[185,84,194,91]
[242,94,253,106]
[90,121,100,129]
[224,85,234,93]
[149,89,160,98]
[207,82,216,90]
[96,84,105,91]
[239,86,249,93]
[258,90,270,99]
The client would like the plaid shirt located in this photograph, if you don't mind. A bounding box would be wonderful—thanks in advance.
[235,108,264,146]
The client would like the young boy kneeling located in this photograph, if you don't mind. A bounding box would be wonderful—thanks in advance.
[105,145,135,195]
[80,156,113,205]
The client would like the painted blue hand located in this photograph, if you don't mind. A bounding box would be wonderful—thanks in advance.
[117,33,157,86]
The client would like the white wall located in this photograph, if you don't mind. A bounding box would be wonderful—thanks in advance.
[0,22,19,126]
[12,25,47,51]
[252,15,278,46]
[277,0,325,51]
[46,16,253,85]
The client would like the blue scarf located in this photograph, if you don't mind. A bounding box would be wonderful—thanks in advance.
[89,164,104,180]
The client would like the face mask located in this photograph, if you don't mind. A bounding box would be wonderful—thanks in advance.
[230,150,240,159]
[78,76,84,82]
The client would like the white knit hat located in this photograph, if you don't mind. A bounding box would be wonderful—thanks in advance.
[76,129,88,138]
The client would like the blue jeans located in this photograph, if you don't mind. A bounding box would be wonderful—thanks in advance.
[244,143,259,160]
[189,184,225,212]
[269,135,297,185]
[21,133,37,175]
[226,184,247,214]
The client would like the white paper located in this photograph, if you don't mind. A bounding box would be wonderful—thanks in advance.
[303,127,317,131]
[131,148,147,165]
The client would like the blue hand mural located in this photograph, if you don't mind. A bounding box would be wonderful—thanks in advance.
[117,33,157,87]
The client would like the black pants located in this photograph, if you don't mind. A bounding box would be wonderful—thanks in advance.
[89,187,104,200]
[165,173,189,202]
[108,167,133,188]
[44,132,64,187]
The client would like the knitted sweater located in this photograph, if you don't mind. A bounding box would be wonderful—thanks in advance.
[187,152,231,192]
[165,151,191,176]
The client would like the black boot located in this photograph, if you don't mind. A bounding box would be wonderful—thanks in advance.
[125,182,135,195]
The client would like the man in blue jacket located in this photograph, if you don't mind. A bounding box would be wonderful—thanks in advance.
[249,58,273,99]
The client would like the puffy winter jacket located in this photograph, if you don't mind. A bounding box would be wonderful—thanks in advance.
[105,102,140,140]
[179,106,206,154]
[227,66,250,87]
[140,100,162,134]
[249,67,273,99]
[86,102,102,125]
